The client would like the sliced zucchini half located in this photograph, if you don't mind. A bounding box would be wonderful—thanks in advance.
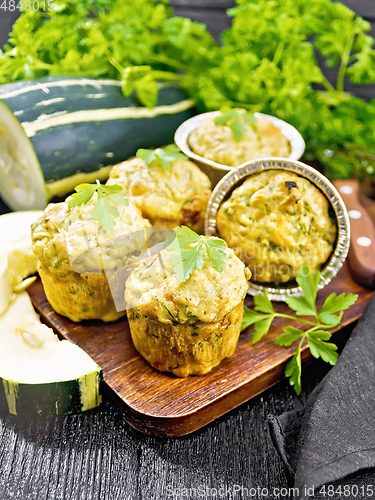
[0,210,43,315]
[0,100,47,211]
[0,292,102,417]
[0,77,195,211]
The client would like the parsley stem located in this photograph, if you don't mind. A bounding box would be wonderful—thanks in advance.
[95,179,103,198]
[305,324,322,334]
[32,59,52,70]
[336,34,354,93]
[319,76,337,94]
[275,313,318,327]
[273,40,285,67]
[150,55,189,72]
[104,49,125,75]
[292,325,321,352]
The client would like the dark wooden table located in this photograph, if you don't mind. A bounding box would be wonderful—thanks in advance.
[1,4,375,499]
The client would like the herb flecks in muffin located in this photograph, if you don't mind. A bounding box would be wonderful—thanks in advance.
[136,144,188,170]
[215,109,256,142]
[68,180,128,232]
[107,153,211,233]
[125,228,251,376]
[165,226,228,283]
[216,170,337,283]
[189,112,291,167]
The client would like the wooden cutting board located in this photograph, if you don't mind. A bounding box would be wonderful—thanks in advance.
[27,263,372,437]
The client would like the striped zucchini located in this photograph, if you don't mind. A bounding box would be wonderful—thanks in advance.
[0,292,103,417]
[0,77,195,211]
[0,372,103,418]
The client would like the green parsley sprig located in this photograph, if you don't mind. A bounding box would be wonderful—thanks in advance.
[136,144,188,170]
[165,226,227,283]
[214,109,256,142]
[68,180,128,232]
[241,264,358,394]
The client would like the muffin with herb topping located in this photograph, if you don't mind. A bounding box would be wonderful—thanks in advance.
[31,192,150,322]
[216,170,337,283]
[188,110,291,167]
[125,232,251,376]
[107,146,212,234]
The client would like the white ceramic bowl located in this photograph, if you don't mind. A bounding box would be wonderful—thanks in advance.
[175,111,306,187]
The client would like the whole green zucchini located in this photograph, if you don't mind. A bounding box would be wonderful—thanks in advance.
[0,76,195,211]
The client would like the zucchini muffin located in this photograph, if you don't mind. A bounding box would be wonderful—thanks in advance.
[188,110,291,167]
[31,195,150,322]
[216,170,337,283]
[125,240,251,376]
[107,154,211,233]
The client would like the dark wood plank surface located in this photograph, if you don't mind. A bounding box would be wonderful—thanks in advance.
[26,264,372,437]
[2,3,375,499]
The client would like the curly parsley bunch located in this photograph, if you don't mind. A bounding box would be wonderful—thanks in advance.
[2,0,375,180]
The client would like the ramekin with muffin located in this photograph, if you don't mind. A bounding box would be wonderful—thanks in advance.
[216,169,337,284]
[188,110,291,168]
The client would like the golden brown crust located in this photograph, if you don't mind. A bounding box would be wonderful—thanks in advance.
[107,157,212,233]
[149,188,211,233]
[31,198,150,276]
[31,194,151,322]
[179,189,211,234]
[38,264,125,323]
[125,245,250,324]
[127,302,244,377]
[216,170,337,283]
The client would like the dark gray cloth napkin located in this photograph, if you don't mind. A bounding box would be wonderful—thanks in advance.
[268,292,375,499]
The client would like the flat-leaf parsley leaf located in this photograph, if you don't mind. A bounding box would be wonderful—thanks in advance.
[215,109,256,142]
[136,144,188,170]
[165,226,227,283]
[68,180,128,232]
[241,265,358,395]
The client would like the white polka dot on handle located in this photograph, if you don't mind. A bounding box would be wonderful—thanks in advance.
[348,210,362,219]
[339,185,353,195]
[357,237,372,247]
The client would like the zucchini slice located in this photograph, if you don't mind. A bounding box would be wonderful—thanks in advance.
[0,100,47,211]
[0,292,102,417]
[0,210,43,315]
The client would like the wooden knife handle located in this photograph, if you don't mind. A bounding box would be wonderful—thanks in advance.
[333,179,375,288]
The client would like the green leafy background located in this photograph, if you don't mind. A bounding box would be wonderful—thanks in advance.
[2,0,375,179]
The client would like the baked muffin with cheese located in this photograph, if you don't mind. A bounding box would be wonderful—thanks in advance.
[107,152,211,234]
[125,239,251,376]
[188,110,291,167]
[31,195,150,322]
[216,170,337,283]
